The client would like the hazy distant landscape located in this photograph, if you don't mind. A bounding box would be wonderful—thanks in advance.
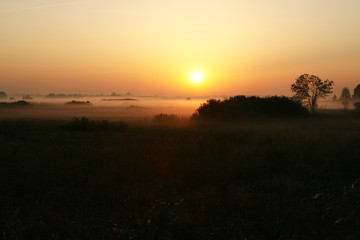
[0,95,208,120]
[0,94,353,121]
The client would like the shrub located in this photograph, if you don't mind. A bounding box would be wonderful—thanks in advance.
[64,100,92,106]
[192,95,308,120]
[153,114,178,123]
[12,100,32,106]
[61,117,127,131]
[0,100,32,107]
[354,102,360,112]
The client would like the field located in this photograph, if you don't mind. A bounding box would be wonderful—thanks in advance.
[0,114,359,239]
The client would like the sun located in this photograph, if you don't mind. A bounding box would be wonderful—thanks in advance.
[191,72,204,84]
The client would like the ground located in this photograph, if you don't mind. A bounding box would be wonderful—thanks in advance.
[0,114,359,239]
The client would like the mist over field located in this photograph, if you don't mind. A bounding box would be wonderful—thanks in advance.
[0,96,207,120]
[0,94,353,121]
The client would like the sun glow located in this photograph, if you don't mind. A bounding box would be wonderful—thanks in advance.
[191,72,204,84]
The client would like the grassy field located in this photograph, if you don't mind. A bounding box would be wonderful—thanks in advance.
[0,115,359,239]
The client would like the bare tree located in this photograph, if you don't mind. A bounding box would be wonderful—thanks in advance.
[340,87,351,110]
[291,74,333,112]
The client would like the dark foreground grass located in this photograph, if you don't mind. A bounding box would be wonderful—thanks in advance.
[0,116,359,239]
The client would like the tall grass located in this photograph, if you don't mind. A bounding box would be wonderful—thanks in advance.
[0,116,359,239]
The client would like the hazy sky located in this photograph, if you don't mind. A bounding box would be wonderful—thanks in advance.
[1,0,360,96]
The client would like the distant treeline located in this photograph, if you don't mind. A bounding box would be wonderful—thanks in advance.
[45,92,131,98]
[0,100,32,107]
[64,100,92,106]
[46,93,89,98]
[101,98,137,101]
[192,96,309,120]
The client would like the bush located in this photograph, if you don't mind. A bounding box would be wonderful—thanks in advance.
[62,117,128,131]
[192,95,308,120]
[0,100,32,107]
[153,114,178,122]
[354,102,360,112]
[64,100,92,106]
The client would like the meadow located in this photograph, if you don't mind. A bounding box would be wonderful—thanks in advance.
[0,108,359,239]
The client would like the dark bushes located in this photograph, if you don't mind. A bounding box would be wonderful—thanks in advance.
[61,117,128,131]
[192,95,308,120]
[64,100,92,106]
[153,114,178,122]
[0,100,32,107]
[354,102,360,112]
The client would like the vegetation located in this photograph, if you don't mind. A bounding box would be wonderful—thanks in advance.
[355,102,360,112]
[61,117,128,131]
[46,93,88,98]
[353,84,360,99]
[64,100,92,106]
[340,87,351,110]
[102,98,137,101]
[192,95,308,120]
[1,115,359,239]
[153,113,178,122]
[0,100,32,107]
[291,74,334,112]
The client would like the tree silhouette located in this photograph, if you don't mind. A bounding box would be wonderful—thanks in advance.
[340,87,351,110]
[353,84,360,99]
[192,96,308,120]
[291,74,333,112]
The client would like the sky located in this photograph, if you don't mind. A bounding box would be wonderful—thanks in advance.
[1,0,360,96]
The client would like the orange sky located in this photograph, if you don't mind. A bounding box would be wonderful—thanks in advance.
[1,0,360,96]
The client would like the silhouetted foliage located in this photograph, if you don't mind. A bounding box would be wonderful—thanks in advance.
[340,87,351,110]
[332,95,337,101]
[192,95,308,120]
[0,91,7,99]
[111,92,121,96]
[61,117,128,131]
[102,98,136,101]
[63,117,95,131]
[64,100,92,106]
[354,102,360,112]
[46,93,88,98]
[353,84,360,99]
[153,113,178,122]
[0,100,32,107]
[291,74,334,112]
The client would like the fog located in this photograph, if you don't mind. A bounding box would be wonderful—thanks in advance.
[0,95,355,121]
[0,96,208,121]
